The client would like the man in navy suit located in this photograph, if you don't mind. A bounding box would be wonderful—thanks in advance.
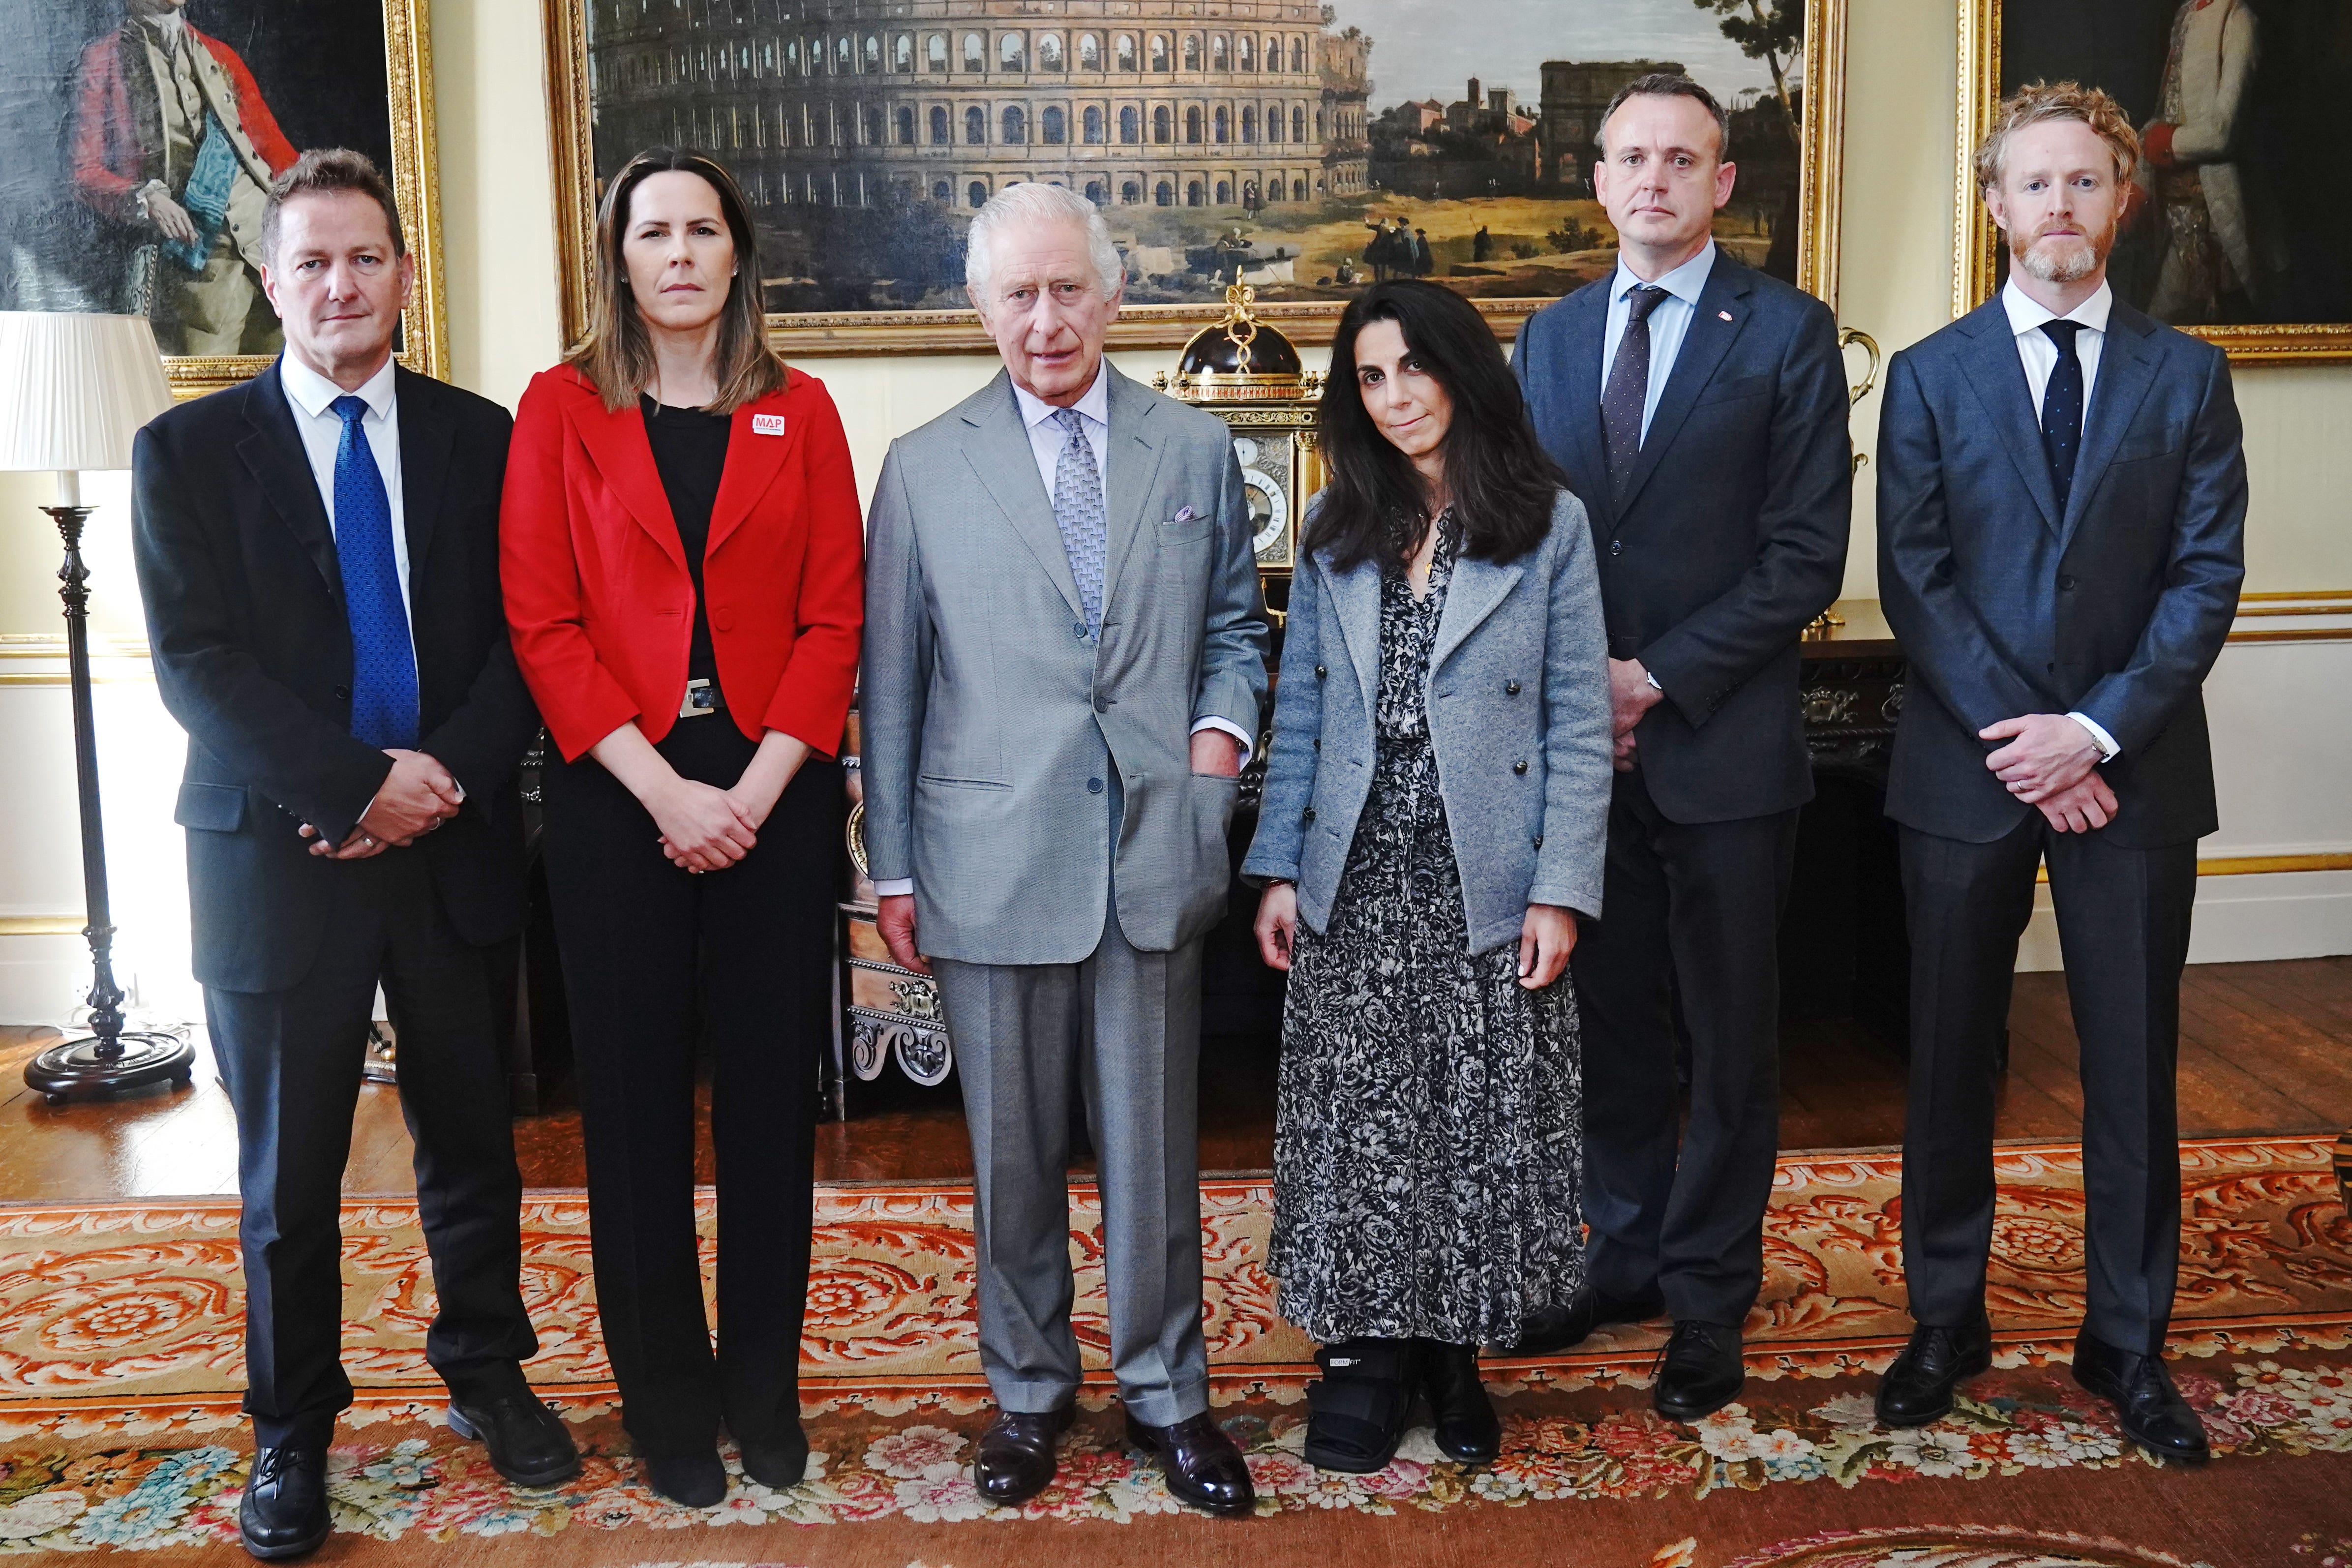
[1872,83,2245,1462]
[1511,74,1852,1421]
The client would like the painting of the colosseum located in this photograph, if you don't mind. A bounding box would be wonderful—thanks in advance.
[576,0,1814,329]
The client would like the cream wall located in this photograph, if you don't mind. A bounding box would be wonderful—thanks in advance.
[2,0,2347,1021]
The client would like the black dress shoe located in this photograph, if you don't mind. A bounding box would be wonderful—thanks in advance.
[2072,1333,2210,1465]
[1876,1316,1993,1428]
[1418,1340,1501,1464]
[1505,1286,1667,1356]
[642,1448,728,1508]
[239,1445,329,1561]
[973,1406,1074,1508]
[448,1390,581,1488]
[1125,1410,1256,1516]
[738,1423,810,1491]
[1652,1321,1745,1423]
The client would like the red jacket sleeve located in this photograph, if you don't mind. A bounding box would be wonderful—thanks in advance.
[501,372,645,762]
[206,34,299,174]
[760,382,865,756]
[69,38,141,220]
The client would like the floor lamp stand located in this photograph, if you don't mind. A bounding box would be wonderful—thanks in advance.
[23,496,195,1104]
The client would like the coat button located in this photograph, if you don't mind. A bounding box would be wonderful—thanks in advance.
[1087,778,1104,794]
[1505,681,1521,695]
[2058,574,2077,590]
[1610,539,1623,557]
[1074,622,1087,638]
[1312,737,1320,750]
[1533,835,1543,848]
[1513,760,1529,774]
[333,684,350,701]
[1302,807,1317,823]
[1314,664,1327,679]
[1093,694,1110,712]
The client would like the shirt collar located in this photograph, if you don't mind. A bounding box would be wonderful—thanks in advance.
[2002,277,2113,339]
[1010,364,1109,432]
[140,12,187,51]
[279,352,397,422]
[1612,240,1718,310]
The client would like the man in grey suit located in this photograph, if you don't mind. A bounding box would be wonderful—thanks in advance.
[861,182,1270,1514]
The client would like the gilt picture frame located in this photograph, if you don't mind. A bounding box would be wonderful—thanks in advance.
[0,0,448,397]
[545,0,1850,355]
[1954,0,2352,363]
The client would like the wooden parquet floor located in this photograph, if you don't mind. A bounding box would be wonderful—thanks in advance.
[1,957,2347,1203]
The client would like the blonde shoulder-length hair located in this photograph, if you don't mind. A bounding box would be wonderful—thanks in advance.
[566,148,786,414]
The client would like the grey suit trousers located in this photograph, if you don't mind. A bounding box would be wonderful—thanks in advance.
[933,900,1210,1426]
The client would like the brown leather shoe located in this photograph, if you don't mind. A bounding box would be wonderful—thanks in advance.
[972,1406,1075,1507]
[1125,1410,1256,1516]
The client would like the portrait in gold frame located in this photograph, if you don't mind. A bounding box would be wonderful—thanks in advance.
[1953,0,2352,363]
[543,0,1851,355]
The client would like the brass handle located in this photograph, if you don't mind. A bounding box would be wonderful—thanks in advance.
[1839,327,1882,474]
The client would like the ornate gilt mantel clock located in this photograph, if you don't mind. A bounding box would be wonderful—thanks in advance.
[825,287,1326,1120]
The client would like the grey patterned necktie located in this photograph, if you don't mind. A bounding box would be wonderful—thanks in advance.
[1050,406,1107,637]
[1602,284,1670,494]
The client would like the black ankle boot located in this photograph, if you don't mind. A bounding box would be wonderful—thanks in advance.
[1303,1337,1417,1473]
[1418,1340,1501,1464]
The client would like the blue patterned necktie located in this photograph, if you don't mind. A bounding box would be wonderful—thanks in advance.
[1051,407,1107,638]
[2039,319,2086,514]
[331,394,418,750]
[1602,284,1669,496]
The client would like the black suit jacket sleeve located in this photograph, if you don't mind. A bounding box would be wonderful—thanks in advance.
[1874,351,2050,737]
[2072,346,2247,755]
[414,404,536,815]
[1636,299,1851,727]
[132,421,392,847]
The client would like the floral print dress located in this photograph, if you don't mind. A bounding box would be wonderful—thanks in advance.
[1267,512,1586,1346]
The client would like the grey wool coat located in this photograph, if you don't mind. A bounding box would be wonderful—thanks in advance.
[1241,488,1613,953]
[859,364,1271,965]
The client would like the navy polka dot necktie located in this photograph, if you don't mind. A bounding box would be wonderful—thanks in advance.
[330,395,418,750]
[1603,284,1669,495]
[2039,319,2086,514]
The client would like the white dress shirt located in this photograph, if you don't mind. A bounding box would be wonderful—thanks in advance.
[278,351,412,623]
[1999,278,2123,762]
[1599,240,1718,445]
[869,369,1252,900]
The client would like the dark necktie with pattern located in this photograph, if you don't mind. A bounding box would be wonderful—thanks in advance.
[1602,284,1670,494]
[2039,319,2086,514]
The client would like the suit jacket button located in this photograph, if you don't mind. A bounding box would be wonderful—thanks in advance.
[1513,760,1529,774]
[1302,807,1317,823]
[1093,694,1110,712]
[333,684,350,701]
[1609,539,1623,556]
[2058,574,2077,590]
[1074,622,1088,638]
[1505,681,1521,694]
[1087,778,1104,794]
[1314,664,1327,679]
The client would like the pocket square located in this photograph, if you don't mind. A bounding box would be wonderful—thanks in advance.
[1168,505,1200,524]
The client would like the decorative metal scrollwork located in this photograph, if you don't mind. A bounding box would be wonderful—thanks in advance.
[1881,680,1906,725]
[1803,687,1858,726]
[892,1022,954,1086]
[888,975,942,1022]
[1840,326,1882,474]
[849,1014,888,1081]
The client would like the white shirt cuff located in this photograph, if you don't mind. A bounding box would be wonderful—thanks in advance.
[872,878,914,897]
[2067,712,2122,762]
[1192,717,1253,768]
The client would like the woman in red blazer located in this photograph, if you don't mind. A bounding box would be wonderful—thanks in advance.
[500,148,861,1508]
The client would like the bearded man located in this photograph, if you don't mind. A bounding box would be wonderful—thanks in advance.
[1870,81,2246,1464]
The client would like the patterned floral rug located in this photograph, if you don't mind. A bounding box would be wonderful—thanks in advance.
[0,1136,2346,1562]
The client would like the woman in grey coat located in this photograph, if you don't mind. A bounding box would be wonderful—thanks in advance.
[1243,280,1612,1473]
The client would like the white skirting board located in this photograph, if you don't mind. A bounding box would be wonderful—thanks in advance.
[2015,868,2352,973]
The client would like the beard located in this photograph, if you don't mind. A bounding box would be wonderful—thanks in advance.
[2012,218,2114,285]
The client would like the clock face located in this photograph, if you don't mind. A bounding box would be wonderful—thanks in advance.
[1243,468,1289,557]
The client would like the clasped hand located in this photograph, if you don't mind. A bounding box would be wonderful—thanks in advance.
[1607,658,1663,773]
[1980,713,2118,834]
[300,749,461,859]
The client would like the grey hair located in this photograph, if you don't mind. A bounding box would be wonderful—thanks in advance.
[964,182,1124,308]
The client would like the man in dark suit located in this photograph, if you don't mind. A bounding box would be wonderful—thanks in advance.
[1512,74,1852,1420]
[131,150,575,1559]
[1872,84,2245,1463]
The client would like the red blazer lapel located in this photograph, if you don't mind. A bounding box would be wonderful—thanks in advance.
[561,376,688,576]
[707,378,803,558]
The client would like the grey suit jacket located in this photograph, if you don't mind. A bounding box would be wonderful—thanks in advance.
[861,365,1271,965]
[1241,489,1613,954]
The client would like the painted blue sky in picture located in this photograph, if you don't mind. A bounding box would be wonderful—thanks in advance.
[1332,0,1783,109]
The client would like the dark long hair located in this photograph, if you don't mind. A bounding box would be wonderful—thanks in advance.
[1305,280,1565,572]
[566,148,786,414]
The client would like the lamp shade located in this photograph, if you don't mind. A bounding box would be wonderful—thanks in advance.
[0,312,175,474]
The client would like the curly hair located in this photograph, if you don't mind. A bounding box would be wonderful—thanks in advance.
[1975,80,2141,193]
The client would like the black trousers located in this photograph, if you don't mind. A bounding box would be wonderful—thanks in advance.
[1899,815,2197,1354]
[1569,769,1798,1328]
[205,848,537,1449]
[540,717,841,1458]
